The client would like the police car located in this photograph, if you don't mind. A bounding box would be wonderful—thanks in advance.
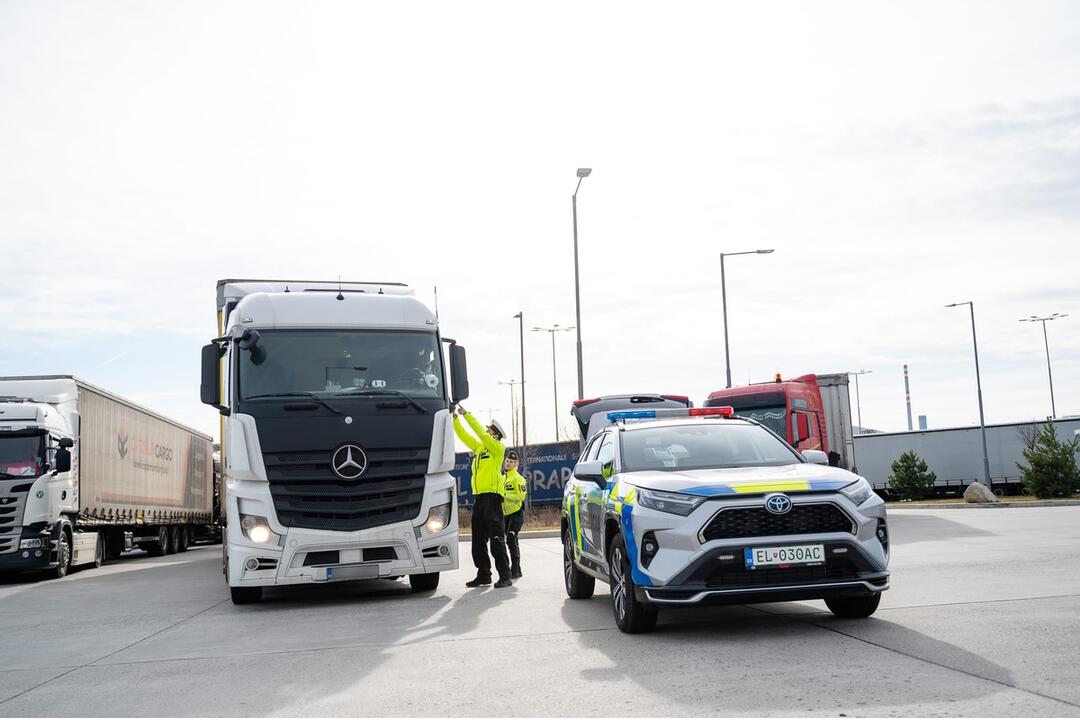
[561,406,890,633]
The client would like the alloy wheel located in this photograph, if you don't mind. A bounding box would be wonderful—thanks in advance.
[610,545,626,621]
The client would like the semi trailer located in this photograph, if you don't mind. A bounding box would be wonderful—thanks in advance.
[201,279,469,604]
[0,376,214,578]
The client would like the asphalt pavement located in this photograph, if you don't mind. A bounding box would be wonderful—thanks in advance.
[1,507,1079,717]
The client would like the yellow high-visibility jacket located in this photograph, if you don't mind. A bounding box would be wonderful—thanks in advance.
[453,412,506,496]
[502,468,527,515]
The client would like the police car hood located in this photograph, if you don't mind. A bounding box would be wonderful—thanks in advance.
[624,462,859,497]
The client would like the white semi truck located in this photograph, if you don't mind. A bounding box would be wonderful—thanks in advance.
[0,376,214,578]
[201,279,468,604]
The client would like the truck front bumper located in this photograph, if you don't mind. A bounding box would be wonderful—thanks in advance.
[0,528,55,572]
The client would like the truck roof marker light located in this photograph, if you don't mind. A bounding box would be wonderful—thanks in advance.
[607,410,657,421]
[689,406,734,417]
[775,373,782,383]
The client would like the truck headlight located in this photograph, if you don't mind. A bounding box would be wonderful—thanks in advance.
[19,538,44,550]
[840,478,873,506]
[424,503,452,534]
[239,514,281,545]
[636,487,704,516]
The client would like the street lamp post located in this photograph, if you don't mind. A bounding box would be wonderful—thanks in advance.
[946,301,992,488]
[848,370,872,432]
[532,324,575,441]
[572,168,591,400]
[497,380,523,446]
[513,312,528,469]
[721,249,775,388]
[1019,313,1068,419]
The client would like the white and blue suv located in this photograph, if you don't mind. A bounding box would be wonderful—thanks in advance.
[561,406,890,633]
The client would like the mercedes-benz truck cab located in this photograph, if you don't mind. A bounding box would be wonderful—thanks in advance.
[201,279,470,604]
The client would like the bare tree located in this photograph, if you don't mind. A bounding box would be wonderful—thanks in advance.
[1017,423,1042,451]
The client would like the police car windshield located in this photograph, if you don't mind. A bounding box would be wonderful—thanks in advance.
[620,422,802,472]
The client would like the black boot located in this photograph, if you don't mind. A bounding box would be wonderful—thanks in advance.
[511,567,522,579]
[494,576,513,588]
[465,576,492,587]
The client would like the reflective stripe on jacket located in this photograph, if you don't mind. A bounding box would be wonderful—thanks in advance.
[502,468,527,515]
[453,412,506,496]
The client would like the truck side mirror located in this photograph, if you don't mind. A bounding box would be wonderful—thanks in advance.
[58,437,74,449]
[55,447,72,473]
[200,343,229,415]
[448,344,470,404]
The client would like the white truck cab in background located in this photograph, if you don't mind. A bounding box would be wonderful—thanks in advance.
[201,279,470,604]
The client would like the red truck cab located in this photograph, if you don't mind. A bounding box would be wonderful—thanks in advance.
[705,374,836,464]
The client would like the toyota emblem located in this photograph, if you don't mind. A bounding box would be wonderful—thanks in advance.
[331,444,368,480]
[764,493,793,515]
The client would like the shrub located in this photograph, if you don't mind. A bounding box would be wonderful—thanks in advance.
[1017,420,1080,498]
[888,450,937,500]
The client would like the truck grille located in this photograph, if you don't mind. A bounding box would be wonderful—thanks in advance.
[700,503,855,542]
[0,480,29,555]
[262,447,428,532]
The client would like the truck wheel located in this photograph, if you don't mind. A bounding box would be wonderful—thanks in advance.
[409,573,440,592]
[92,535,104,568]
[608,534,657,633]
[230,586,262,604]
[177,526,190,553]
[52,529,72,580]
[825,592,881,619]
[563,527,595,600]
[167,526,180,555]
[148,526,169,557]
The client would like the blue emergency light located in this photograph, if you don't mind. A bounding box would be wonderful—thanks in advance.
[606,410,657,421]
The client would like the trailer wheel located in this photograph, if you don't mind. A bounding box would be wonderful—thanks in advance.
[177,526,190,553]
[167,526,180,555]
[52,528,72,580]
[92,535,104,569]
[230,586,262,604]
[148,526,169,557]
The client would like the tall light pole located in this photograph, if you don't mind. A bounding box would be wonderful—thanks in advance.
[1019,313,1067,418]
[946,301,992,488]
[848,370,872,432]
[572,168,591,400]
[532,324,574,441]
[513,312,528,469]
[497,380,522,445]
[721,249,775,388]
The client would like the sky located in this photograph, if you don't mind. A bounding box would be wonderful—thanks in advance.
[2,0,1079,443]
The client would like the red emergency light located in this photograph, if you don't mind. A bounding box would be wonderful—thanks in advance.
[689,406,734,417]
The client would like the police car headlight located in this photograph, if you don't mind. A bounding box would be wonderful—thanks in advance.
[840,478,873,506]
[425,503,452,533]
[636,487,704,516]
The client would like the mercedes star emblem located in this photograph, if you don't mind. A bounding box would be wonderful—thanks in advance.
[331,443,368,480]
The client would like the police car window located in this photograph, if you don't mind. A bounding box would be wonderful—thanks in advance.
[621,423,801,472]
[581,435,602,463]
[597,435,615,467]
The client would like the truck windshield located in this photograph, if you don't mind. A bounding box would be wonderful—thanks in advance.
[730,405,787,437]
[0,432,46,479]
[238,330,445,401]
[621,423,801,472]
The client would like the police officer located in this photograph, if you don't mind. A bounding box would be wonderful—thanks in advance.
[502,450,527,579]
[453,405,512,588]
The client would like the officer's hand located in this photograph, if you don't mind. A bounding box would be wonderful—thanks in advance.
[456,404,467,416]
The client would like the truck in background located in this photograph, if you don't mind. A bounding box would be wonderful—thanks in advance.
[704,373,857,472]
[0,376,214,579]
[853,418,1080,497]
[201,279,470,604]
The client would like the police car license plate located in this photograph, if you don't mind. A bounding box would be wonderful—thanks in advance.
[745,544,824,569]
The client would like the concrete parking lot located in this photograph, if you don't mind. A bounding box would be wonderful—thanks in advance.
[1,506,1079,717]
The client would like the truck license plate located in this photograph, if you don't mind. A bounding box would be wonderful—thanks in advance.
[745,544,824,569]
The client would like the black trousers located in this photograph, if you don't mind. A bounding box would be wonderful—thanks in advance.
[505,508,524,572]
[471,493,510,581]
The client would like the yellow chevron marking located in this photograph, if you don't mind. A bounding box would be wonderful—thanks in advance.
[731,480,811,494]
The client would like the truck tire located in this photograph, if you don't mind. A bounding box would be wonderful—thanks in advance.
[167,526,180,555]
[825,592,881,619]
[92,534,104,569]
[148,526,169,557]
[230,586,263,604]
[177,526,190,553]
[409,573,439,592]
[51,528,72,580]
[563,527,595,600]
[608,534,657,633]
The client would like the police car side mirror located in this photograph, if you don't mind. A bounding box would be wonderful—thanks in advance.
[802,449,829,465]
[574,459,604,483]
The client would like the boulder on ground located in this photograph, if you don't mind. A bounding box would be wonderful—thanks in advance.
[964,482,999,503]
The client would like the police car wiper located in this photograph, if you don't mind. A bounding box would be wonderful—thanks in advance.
[244,392,342,415]
[335,389,426,414]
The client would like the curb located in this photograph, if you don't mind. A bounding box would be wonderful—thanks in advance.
[460,529,560,540]
[889,499,1080,509]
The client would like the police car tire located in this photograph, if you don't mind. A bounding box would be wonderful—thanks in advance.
[608,534,658,634]
[825,592,881,619]
[563,527,595,599]
[409,573,440,592]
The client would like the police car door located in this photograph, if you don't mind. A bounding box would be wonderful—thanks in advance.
[583,432,615,563]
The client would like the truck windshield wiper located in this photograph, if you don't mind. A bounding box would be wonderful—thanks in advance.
[244,393,342,415]
[334,388,426,414]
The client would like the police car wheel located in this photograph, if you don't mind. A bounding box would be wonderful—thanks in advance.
[825,592,881,619]
[608,534,657,633]
[562,527,595,599]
